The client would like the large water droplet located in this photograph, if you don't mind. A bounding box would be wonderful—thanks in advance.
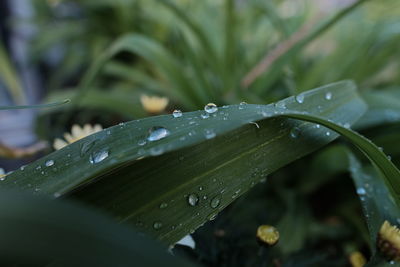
[325,92,332,100]
[204,103,218,114]
[172,110,182,118]
[89,150,109,164]
[210,196,221,209]
[147,127,170,142]
[153,221,163,230]
[295,94,305,104]
[45,160,54,167]
[187,194,199,206]
[204,129,216,139]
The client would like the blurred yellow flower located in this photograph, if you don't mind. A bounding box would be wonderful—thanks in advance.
[53,124,103,150]
[349,251,366,267]
[140,95,169,114]
[256,225,279,246]
[377,220,400,262]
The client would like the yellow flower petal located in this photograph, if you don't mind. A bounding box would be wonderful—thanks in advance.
[377,220,400,262]
[64,133,75,143]
[349,251,366,267]
[53,138,68,150]
[140,95,169,113]
[53,124,104,150]
[71,124,84,138]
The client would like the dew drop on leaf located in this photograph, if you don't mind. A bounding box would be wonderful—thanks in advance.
[89,150,109,164]
[45,160,54,167]
[137,139,146,146]
[295,94,305,104]
[201,113,210,119]
[204,129,216,139]
[147,127,170,142]
[188,194,199,206]
[172,110,182,118]
[210,196,221,209]
[153,221,163,230]
[204,103,218,114]
[159,203,168,209]
[290,127,301,139]
[325,92,332,100]
[357,188,366,195]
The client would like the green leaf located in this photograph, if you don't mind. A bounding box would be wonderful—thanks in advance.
[277,110,400,207]
[3,81,366,245]
[0,190,194,266]
[0,99,70,110]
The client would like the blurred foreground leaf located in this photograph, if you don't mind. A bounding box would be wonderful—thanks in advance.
[0,190,194,267]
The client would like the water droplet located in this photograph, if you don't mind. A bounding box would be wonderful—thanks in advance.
[150,146,164,156]
[204,103,218,114]
[315,124,321,129]
[239,102,247,109]
[208,213,217,221]
[153,221,163,230]
[199,186,203,191]
[201,113,209,119]
[20,165,26,171]
[210,196,220,209]
[159,202,168,209]
[138,139,146,146]
[325,131,331,136]
[172,110,182,118]
[357,188,366,195]
[204,129,216,139]
[343,123,351,129]
[54,192,61,198]
[275,101,286,109]
[45,160,54,167]
[295,94,305,104]
[325,92,332,100]
[232,189,241,199]
[290,127,301,138]
[89,150,109,164]
[188,194,199,206]
[147,127,170,142]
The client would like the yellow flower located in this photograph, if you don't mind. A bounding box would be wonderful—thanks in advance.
[349,251,366,267]
[140,95,169,114]
[377,220,400,262]
[256,225,279,246]
[53,124,103,150]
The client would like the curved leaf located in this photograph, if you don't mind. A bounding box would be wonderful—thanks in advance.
[3,81,367,245]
